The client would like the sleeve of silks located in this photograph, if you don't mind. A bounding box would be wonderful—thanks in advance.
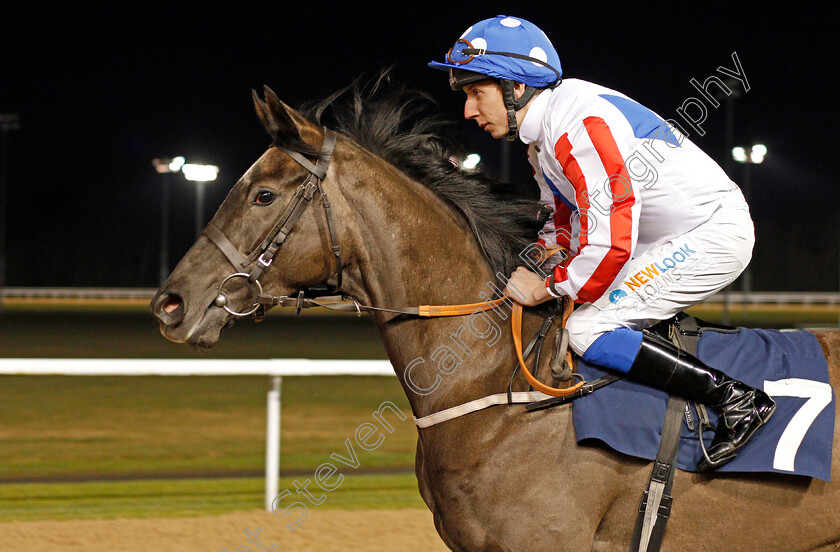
[526,144,574,257]
[546,116,640,303]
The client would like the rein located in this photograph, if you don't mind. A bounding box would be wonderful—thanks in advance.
[203,127,585,421]
[512,302,583,397]
[254,292,510,318]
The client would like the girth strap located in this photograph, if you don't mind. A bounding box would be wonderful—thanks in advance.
[632,396,684,552]
[631,314,704,552]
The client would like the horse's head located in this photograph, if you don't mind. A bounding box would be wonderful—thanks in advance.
[151,87,348,347]
[152,74,544,349]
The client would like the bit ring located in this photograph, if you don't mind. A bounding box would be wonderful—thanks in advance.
[215,273,264,317]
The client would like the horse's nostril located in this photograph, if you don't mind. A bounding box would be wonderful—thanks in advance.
[163,296,182,315]
[153,292,185,324]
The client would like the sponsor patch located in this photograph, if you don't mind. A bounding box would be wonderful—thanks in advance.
[604,240,708,318]
[608,289,628,304]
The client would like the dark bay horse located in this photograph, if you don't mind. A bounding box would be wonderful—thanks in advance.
[151,77,840,551]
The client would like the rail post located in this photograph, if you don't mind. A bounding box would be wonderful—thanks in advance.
[265,375,282,512]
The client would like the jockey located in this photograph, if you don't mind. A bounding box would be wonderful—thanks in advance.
[429,15,775,471]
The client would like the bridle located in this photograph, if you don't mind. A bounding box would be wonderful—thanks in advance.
[203,127,464,319]
[204,127,502,320]
[203,128,343,318]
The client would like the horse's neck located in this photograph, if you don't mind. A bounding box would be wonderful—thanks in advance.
[334,150,521,417]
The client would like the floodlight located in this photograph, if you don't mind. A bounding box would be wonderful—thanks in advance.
[733,145,767,164]
[182,163,219,182]
[749,144,766,164]
[169,156,186,172]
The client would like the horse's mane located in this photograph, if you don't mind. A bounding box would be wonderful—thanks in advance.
[289,70,543,279]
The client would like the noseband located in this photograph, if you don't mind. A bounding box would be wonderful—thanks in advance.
[203,128,342,318]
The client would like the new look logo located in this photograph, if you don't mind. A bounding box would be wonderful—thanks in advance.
[623,243,697,292]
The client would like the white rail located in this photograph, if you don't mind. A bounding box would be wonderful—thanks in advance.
[1,287,159,299]
[0,358,396,512]
[705,291,840,305]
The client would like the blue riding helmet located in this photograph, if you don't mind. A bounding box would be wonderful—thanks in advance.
[429,15,563,139]
[429,15,562,89]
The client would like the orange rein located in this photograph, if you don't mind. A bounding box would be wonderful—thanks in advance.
[511,299,584,397]
[418,298,509,317]
[418,294,584,398]
[510,243,584,397]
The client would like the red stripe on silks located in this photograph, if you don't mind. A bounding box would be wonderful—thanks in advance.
[553,133,590,290]
[574,116,635,303]
[550,263,569,291]
[552,197,572,250]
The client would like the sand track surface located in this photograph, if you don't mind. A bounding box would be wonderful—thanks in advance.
[0,509,450,551]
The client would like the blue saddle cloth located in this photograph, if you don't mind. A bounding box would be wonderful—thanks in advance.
[572,328,834,480]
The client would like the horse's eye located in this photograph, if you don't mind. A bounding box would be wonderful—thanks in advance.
[255,190,275,205]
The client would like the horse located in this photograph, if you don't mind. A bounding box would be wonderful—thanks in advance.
[151,75,840,551]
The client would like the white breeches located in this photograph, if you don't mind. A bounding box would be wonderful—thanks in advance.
[566,189,755,355]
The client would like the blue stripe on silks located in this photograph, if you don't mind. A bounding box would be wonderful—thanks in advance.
[542,170,577,212]
[581,327,643,373]
[598,94,680,147]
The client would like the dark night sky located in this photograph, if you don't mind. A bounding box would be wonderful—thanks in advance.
[1,4,837,290]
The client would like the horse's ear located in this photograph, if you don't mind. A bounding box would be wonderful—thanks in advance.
[252,86,318,143]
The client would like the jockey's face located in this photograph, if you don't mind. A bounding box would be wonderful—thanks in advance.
[463,80,508,139]
[462,80,527,140]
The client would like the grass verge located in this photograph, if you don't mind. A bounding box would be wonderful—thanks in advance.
[0,375,415,480]
[0,473,424,522]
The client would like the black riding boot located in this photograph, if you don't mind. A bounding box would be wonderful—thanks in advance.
[627,332,776,471]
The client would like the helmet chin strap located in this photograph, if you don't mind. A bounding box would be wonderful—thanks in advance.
[500,79,559,140]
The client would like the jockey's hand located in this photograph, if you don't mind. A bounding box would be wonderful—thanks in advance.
[504,266,552,306]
